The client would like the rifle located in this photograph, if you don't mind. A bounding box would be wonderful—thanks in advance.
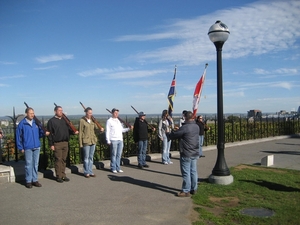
[106,108,131,128]
[24,102,47,132]
[79,102,104,131]
[130,105,155,130]
[54,103,78,133]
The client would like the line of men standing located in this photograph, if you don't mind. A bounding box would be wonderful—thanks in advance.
[15,106,209,197]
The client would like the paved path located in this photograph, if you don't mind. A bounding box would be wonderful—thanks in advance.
[0,136,299,225]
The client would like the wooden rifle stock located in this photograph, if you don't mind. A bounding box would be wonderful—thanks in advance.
[130,105,155,130]
[54,103,78,133]
[24,102,47,133]
[106,108,131,128]
[79,101,104,130]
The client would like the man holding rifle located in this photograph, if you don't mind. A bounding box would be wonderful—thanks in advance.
[16,107,49,188]
[47,106,79,183]
[106,108,132,173]
[133,111,155,169]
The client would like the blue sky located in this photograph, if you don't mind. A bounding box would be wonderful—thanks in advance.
[1,0,299,117]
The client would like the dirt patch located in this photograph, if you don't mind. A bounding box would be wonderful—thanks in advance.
[209,196,240,209]
[189,204,201,223]
[234,164,286,173]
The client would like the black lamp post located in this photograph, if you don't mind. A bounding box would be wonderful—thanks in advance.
[208,21,233,184]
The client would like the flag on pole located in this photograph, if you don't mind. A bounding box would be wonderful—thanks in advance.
[193,63,208,118]
[167,66,177,117]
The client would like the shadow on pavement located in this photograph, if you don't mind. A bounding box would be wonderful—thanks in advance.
[107,175,181,195]
[261,150,300,155]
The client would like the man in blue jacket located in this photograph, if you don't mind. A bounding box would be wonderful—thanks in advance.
[167,111,199,197]
[16,107,49,188]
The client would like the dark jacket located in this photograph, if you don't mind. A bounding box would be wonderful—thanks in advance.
[196,121,209,135]
[16,118,45,150]
[47,116,73,146]
[168,120,199,158]
[133,117,149,142]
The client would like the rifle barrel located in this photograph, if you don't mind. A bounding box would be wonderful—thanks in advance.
[54,103,78,133]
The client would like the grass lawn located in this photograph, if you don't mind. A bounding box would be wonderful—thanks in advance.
[192,165,300,225]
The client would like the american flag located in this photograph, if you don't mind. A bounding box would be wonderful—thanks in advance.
[193,64,208,118]
[167,66,177,117]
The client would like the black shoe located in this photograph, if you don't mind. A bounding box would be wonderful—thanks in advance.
[190,190,197,195]
[200,155,205,158]
[62,177,70,182]
[25,183,32,189]
[143,164,149,168]
[138,164,143,169]
[56,178,63,183]
[32,181,42,187]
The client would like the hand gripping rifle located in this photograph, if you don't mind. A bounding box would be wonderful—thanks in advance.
[54,103,78,133]
[24,102,47,133]
[130,105,155,130]
[79,102,104,131]
[106,108,131,128]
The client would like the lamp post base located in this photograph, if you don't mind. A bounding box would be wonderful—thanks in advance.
[209,174,234,185]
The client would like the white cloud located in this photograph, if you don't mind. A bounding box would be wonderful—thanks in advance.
[270,82,292,90]
[0,61,16,65]
[78,67,169,79]
[34,65,58,70]
[35,54,74,63]
[0,74,25,80]
[114,0,300,66]
[123,80,167,87]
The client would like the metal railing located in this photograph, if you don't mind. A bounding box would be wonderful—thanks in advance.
[1,115,299,169]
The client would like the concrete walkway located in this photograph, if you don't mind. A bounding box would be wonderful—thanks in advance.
[0,135,299,225]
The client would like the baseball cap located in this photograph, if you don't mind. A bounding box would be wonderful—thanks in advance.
[138,111,146,116]
[111,108,119,113]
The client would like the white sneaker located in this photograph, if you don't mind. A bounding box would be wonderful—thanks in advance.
[163,162,168,165]
[169,161,173,164]
[118,170,124,173]
[112,170,117,173]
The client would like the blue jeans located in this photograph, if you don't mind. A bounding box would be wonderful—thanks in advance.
[110,140,123,171]
[162,133,171,163]
[82,144,95,175]
[138,140,147,165]
[180,156,198,193]
[24,148,40,183]
[199,135,204,156]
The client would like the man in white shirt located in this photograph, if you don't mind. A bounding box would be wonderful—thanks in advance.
[106,108,132,173]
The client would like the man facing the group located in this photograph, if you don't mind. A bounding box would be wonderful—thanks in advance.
[167,111,199,197]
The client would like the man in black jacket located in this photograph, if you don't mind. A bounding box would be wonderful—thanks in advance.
[167,111,199,197]
[133,112,155,169]
[47,106,78,183]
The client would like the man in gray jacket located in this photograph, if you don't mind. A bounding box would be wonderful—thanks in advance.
[167,111,199,197]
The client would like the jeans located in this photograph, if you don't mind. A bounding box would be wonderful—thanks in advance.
[138,140,147,165]
[82,144,95,175]
[180,156,198,193]
[24,148,40,183]
[110,140,123,171]
[199,135,204,156]
[162,133,171,163]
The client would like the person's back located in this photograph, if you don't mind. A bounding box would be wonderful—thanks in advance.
[177,120,199,158]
